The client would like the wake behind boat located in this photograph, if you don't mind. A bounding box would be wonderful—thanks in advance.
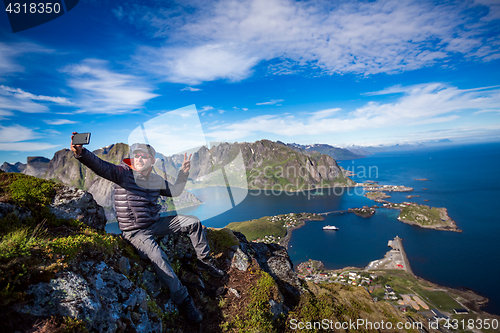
[323,225,339,230]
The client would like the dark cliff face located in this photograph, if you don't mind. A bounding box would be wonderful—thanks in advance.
[237,140,352,189]
[44,149,84,188]
[22,156,51,178]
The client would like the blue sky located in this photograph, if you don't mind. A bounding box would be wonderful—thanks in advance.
[1,0,500,164]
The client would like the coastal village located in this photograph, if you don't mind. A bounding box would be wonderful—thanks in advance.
[293,237,493,332]
[251,212,323,244]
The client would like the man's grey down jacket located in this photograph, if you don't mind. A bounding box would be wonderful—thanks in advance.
[76,148,188,231]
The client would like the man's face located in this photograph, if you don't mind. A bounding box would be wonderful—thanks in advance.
[133,151,154,173]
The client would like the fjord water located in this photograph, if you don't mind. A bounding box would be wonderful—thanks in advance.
[107,142,500,314]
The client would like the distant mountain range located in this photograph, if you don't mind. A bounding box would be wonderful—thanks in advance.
[347,139,454,153]
[281,142,366,160]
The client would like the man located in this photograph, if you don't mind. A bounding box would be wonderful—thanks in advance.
[70,132,224,324]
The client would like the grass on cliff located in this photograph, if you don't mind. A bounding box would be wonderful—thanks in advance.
[226,216,286,241]
[399,204,443,225]
[206,228,240,254]
[219,268,283,332]
[284,282,412,333]
[234,270,279,331]
[0,172,59,206]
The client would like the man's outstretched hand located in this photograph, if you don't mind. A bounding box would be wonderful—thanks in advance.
[71,132,83,157]
[182,152,192,173]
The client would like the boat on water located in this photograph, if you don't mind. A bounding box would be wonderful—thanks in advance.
[323,225,339,230]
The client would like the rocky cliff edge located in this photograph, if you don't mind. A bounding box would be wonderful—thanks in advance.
[0,171,302,332]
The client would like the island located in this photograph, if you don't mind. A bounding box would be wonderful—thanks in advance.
[364,191,391,202]
[360,183,413,192]
[348,206,376,218]
[381,202,462,232]
[225,212,324,247]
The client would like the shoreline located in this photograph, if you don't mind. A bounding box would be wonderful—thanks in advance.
[280,215,325,248]
[295,237,497,318]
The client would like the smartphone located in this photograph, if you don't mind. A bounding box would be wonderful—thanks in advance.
[73,133,91,145]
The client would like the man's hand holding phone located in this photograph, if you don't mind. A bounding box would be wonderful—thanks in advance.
[71,132,88,156]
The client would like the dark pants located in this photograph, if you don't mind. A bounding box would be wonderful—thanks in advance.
[121,214,210,304]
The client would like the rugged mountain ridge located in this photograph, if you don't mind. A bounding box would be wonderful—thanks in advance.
[14,139,354,194]
[4,140,354,221]
[176,140,355,190]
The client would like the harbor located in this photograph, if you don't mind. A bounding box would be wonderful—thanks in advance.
[366,236,414,276]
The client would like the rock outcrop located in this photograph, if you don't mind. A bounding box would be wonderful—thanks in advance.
[49,185,107,231]
[17,262,161,333]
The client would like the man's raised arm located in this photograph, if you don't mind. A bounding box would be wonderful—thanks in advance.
[71,132,125,185]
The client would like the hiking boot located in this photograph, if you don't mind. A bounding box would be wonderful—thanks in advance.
[197,256,225,277]
[179,296,203,323]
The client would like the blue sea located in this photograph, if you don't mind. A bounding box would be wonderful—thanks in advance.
[106,142,500,315]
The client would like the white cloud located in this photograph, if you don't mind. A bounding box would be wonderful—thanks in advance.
[127,107,207,156]
[0,125,40,143]
[205,83,500,141]
[309,108,341,120]
[0,42,53,76]
[256,99,284,105]
[43,119,78,125]
[138,44,259,85]
[0,85,74,119]
[474,109,500,115]
[181,86,202,91]
[127,0,500,84]
[0,85,73,105]
[63,59,159,114]
[0,142,59,151]
[380,123,500,145]
[0,87,48,117]
[201,105,214,111]
[0,125,58,152]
